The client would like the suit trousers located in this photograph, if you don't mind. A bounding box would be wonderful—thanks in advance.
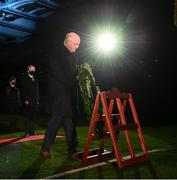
[42,113,77,154]
[24,106,36,135]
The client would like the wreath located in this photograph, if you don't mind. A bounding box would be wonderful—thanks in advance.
[77,62,100,121]
[77,62,105,136]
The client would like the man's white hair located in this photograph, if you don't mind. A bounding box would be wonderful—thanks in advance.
[65,32,80,41]
[27,65,35,70]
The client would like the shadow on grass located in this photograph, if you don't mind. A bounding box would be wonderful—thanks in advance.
[147,160,159,178]
[97,166,104,179]
[0,143,22,178]
[58,159,159,179]
[18,157,46,178]
[54,156,81,175]
[112,160,159,179]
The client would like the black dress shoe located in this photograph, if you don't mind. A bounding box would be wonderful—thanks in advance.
[30,132,36,136]
[22,134,30,138]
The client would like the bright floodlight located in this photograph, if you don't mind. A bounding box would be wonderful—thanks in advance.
[96,32,117,52]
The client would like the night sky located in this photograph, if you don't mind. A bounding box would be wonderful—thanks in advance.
[0,0,176,123]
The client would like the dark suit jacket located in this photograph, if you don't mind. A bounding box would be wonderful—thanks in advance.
[21,73,39,108]
[48,44,79,117]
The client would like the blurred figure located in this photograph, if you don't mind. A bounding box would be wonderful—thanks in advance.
[21,65,39,137]
[41,32,80,159]
[6,76,21,131]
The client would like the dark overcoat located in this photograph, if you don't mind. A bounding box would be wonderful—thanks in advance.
[6,86,21,113]
[48,44,78,117]
[21,73,39,109]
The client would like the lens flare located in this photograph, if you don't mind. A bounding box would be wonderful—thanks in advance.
[96,32,117,52]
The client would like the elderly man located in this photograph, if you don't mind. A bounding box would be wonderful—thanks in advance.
[41,32,81,159]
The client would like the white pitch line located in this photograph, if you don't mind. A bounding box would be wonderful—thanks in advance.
[43,148,166,179]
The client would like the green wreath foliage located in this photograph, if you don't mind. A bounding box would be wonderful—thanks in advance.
[77,62,105,136]
[77,62,100,121]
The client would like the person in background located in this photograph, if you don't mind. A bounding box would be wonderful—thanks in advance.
[21,65,39,137]
[6,76,21,131]
[41,32,81,159]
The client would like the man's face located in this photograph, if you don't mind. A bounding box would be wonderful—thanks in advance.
[66,35,80,53]
[28,66,36,75]
[28,66,35,72]
[10,80,16,86]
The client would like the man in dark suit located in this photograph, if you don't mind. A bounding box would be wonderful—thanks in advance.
[21,65,39,137]
[41,32,80,159]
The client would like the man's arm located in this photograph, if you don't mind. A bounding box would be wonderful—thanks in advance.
[21,77,29,105]
[49,49,71,87]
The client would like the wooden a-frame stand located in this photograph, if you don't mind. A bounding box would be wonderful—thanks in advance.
[74,90,149,168]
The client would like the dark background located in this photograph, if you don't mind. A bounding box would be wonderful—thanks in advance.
[0,0,176,125]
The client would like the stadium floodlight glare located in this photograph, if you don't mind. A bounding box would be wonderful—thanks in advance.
[88,26,125,59]
[96,32,117,53]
